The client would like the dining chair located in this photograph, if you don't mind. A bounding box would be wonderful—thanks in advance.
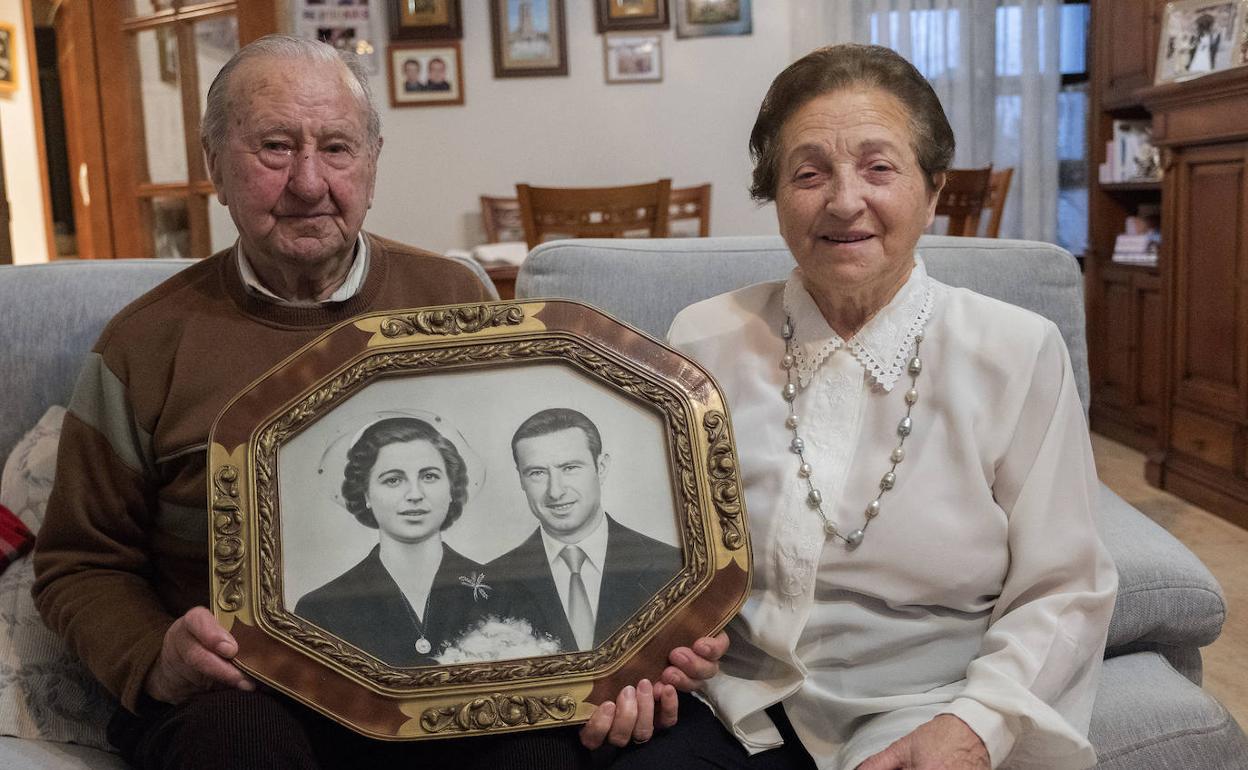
[983,168,1013,239]
[935,167,993,237]
[515,179,672,250]
[669,183,712,237]
[479,195,525,244]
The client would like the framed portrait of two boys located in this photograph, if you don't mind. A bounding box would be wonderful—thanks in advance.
[208,299,751,739]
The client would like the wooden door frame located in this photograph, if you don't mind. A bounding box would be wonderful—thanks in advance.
[54,0,114,259]
[54,1,278,259]
[21,0,57,261]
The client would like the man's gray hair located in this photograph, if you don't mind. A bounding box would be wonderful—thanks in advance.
[200,34,381,156]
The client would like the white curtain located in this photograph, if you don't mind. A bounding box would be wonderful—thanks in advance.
[789,0,1062,244]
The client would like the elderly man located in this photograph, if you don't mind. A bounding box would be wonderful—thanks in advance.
[32,35,721,769]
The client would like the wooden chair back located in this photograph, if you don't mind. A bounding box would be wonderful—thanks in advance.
[983,167,1013,238]
[516,179,672,249]
[935,167,993,237]
[669,183,712,237]
[479,195,525,243]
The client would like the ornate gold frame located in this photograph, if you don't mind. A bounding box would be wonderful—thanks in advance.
[208,299,750,739]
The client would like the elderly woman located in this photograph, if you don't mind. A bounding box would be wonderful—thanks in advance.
[296,417,493,666]
[628,45,1117,769]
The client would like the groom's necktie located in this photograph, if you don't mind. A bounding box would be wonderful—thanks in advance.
[559,545,595,650]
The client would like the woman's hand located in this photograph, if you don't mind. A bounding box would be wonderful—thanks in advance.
[857,715,990,770]
[579,678,678,749]
[660,632,729,691]
[578,631,729,749]
[144,606,255,704]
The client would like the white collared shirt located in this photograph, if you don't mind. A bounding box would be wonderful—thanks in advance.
[236,233,370,305]
[667,255,1116,770]
[540,513,610,626]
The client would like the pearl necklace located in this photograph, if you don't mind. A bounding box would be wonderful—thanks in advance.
[780,316,923,549]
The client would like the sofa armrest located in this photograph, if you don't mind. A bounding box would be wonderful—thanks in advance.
[1097,484,1226,653]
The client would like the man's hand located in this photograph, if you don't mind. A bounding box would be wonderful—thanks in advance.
[661,632,728,692]
[144,606,255,705]
[857,715,990,770]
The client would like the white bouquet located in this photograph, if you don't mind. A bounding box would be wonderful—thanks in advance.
[436,616,563,664]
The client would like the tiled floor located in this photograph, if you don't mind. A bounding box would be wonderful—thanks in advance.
[1092,433,1248,728]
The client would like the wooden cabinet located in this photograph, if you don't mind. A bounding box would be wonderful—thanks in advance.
[1086,0,1167,450]
[1138,70,1248,529]
[1087,2,1248,528]
[1089,265,1164,446]
[1096,0,1159,107]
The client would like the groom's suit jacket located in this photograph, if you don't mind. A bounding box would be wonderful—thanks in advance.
[486,514,681,651]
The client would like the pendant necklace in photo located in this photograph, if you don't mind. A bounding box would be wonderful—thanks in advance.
[400,591,434,655]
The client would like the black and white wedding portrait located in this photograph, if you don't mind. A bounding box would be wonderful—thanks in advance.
[278,362,682,666]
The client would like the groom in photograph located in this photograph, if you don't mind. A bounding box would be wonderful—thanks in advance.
[490,408,682,652]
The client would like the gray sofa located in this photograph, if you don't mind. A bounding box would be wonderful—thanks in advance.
[516,235,1248,769]
[0,237,1242,767]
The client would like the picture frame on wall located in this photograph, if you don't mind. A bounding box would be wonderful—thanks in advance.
[1154,0,1245,83]
[490,0,569,78]
[389,0,463,40]
[604,34,663,83]
[0,23,19,96]
[388,41,465,107]
[595,0,669,32]
[674,0,752,38]
[206,299,751,740]
[156,27,179,85]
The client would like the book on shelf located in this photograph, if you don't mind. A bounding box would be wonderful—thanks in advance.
[1098,120,1161,184]
[1111,230,1160,266]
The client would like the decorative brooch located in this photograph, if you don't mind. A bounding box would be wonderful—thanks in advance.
[458,572,492,601]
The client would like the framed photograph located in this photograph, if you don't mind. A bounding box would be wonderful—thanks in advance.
[208,300,751,739]
[155,27,178,85]
[0,23,18,96]
[595,0,669,32]
[388,41,464,107]
[389,0,463,40]
[674,0,751,38]
[1155,0,1245,83]
[673,0,748,38]
[604,34,662,83]
[490,0,568,78]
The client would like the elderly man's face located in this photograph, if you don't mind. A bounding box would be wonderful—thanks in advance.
[207,57,378,273]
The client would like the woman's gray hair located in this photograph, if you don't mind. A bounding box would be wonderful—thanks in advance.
[200,34,381,156]
[749,44,955,200]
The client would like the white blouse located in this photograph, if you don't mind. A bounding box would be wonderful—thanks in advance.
[667,258,1117,770]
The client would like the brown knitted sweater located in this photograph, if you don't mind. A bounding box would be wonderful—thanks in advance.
[32,234,491,710]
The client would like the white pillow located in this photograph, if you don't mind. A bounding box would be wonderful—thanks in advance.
[0,407,117,751]
[0,405,66,533]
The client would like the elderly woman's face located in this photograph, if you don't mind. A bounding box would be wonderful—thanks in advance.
[365,440,452,545]
[775,87,939,305]
[208,56,377,274]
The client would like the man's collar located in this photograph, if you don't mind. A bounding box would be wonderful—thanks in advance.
[539,512,610,571]
[236,233,370,306]
[782,255,935,392]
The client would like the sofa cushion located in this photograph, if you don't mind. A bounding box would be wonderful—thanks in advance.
[1090,651,1247,769]
[1097,486,1226,654]
[0,405,65,533]
[0,409,117,752]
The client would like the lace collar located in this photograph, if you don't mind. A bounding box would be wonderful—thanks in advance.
[782,255,935,392]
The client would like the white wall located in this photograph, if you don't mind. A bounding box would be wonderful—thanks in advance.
[0,0,50,264]
[365,2,790,253]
